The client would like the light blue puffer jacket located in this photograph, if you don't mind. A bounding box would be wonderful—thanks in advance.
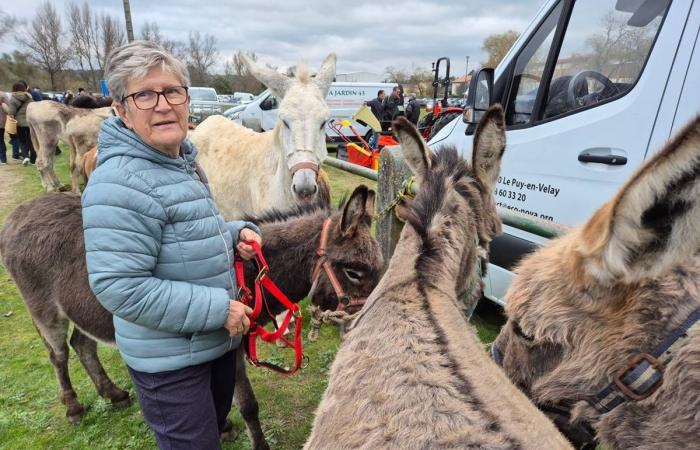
[82,116,259,373]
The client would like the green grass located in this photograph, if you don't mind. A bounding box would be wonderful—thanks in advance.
[0,146,504,450]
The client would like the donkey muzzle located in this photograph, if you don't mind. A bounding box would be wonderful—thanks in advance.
[290,162,319,201]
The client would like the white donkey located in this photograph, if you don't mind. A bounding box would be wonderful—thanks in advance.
[190,53,336,219]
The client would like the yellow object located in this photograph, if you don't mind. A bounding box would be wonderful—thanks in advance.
[5,116,17,135]
[340,119,352,127]
[353,105,381,132]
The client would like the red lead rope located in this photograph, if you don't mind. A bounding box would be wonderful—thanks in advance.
[234,240,304,376]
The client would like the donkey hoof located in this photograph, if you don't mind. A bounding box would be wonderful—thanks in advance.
[66,405,85,424]
[58,184,72,192]
[219,419,238,442]
[111,396,132,409]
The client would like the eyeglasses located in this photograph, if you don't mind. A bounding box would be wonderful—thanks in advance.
[122,86,189,110]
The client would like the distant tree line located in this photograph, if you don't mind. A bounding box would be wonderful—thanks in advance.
[0,1,265,95]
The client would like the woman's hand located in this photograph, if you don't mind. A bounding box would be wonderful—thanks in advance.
[237,228,262,260]
[225,300,253,336]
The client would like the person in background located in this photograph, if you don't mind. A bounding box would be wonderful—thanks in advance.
[63,89,74,105]
[77,87,86,96]
[0,91,7,165]
[366,90,386,148]
[82,40,262,450]
[383,86,402,121]
[5,81,36,166]
[405,93,420,125]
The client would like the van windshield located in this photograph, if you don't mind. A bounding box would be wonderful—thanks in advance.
[190,89,218,101]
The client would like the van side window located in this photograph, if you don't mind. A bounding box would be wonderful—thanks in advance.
[506,2,564,126]
[543,0,670,119]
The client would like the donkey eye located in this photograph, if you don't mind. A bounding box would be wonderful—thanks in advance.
[513,321,534,342]
[282,120,290,129]
[319,121,327,131]
[343,268,364,285]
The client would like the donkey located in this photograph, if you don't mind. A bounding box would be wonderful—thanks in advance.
[304,109,572,450]
[491,115,700,450]
[26,101,112,193]
[190,53,336,219]
[0,185,381,450]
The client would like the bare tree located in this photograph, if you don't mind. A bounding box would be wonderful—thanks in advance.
[0,11,19,42]
[67,1,99,88]
[99,14,126,68]
[139,21,184,60]
[66,1,126,90]
[384,66,409,84]
[408,67,432,97]
[481,30,519,67]
[225,50,264,93]
[17,1,72,90]
[187,31,217,85]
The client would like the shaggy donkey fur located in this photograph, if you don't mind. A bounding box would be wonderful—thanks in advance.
[0,186,381,450]
[26,101,112,193]
[493,114,700,450]
[304,108,572,450]
[190,54,336,219]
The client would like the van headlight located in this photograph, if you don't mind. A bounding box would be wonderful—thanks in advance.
[230,111,241,119]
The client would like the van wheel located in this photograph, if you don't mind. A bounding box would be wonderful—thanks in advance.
[428,111,461,140]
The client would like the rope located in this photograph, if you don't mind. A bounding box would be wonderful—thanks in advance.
[376,176,416,221]
[307,304,360,342]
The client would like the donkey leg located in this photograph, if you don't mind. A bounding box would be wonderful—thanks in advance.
[33,320,85,423]
[234,351,270,450]
[69,328,131,408]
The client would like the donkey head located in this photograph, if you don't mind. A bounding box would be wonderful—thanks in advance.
[492,116,700,448]
[243,53,336,203]
[310,185,382,313]
[391,106,505,297]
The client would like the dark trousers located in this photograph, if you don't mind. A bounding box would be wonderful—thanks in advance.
[17,126,36,163]
[0,128,6,163]
[128,349,237,450]
[9,133,19,159]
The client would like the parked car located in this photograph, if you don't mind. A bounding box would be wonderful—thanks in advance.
[189,87,223,123]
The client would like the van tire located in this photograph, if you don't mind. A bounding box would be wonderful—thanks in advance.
[428,111,461,140]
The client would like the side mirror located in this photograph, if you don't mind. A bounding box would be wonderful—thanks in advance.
[260,96,278,111]
[463,68,494,124]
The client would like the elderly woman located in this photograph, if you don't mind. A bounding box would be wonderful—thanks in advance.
[82,40,261,449]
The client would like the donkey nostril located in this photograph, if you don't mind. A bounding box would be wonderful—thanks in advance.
[312,184,318,194]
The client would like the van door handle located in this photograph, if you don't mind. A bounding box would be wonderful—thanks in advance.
[578,152,627,165]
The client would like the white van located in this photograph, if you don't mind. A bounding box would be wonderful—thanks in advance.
[430,0,700,305]
[224,82,397,141]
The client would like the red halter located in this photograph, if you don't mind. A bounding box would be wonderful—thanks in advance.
[311,219,367,313]
[234,241,304,376]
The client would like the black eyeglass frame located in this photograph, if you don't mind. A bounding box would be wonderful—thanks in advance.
[121,86,190,110]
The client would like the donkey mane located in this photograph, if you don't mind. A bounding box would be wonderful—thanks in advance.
[403,146,484,290]
[244,200,328,225]
[294,64,312,83]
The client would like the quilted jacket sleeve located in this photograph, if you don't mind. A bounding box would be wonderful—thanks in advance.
[82,168,231,334]
[227,220,261,245]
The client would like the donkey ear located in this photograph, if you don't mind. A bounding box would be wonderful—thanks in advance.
[242,54,290,98]
[472,104,506,192]
[341,185,370,235]
[579,115,700,284]
[365,189,376,217]
[313,53,336,97]
[392,116,432,184]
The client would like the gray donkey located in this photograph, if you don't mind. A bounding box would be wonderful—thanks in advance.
[304,108,572,450]
[0,185,381,450]
[492,115,700,450]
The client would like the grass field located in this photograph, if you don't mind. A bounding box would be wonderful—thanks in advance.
[0,147,504,449]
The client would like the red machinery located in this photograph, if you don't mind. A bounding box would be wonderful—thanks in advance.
[328,105,399,170]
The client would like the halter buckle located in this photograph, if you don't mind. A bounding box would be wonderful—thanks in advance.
[255,266,269,282]
[612,353,664,401]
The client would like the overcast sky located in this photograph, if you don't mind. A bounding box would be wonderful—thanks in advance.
[1,0,544,75]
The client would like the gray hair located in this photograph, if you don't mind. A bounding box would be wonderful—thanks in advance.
[104,40,190,103]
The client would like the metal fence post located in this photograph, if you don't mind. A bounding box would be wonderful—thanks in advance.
[376,145,412,266]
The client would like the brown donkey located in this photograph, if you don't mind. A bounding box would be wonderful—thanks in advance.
[304,109,572,450]
[0,185,381,450]
[492,115,700,450]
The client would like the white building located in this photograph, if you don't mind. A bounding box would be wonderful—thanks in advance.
[335,72,383,83]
